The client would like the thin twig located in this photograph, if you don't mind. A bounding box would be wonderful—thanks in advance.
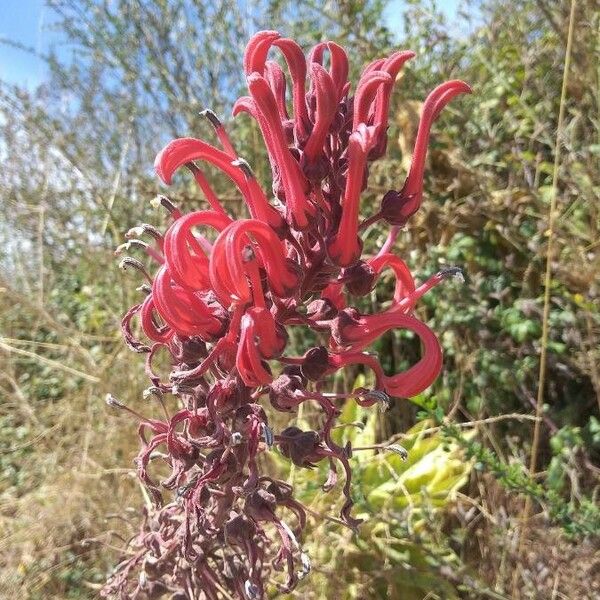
[386,413,540,445]
[513,0,577,595]
[0,340,100,383]
[101,129,131,236]
[530,0,576,480]
[0,423,61,454]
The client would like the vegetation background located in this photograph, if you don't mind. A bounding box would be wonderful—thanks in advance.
[0,0,598,598]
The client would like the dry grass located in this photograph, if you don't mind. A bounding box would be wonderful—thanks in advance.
[0,270,148,598]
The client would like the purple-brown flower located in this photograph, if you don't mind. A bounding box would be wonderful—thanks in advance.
[106,30,469,599]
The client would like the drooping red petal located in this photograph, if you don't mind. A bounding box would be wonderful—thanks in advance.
[246,306,286,358]
[369,50,415,157]
[265,60,289,120]
[273,38,309,135]
[236,313,273,387]
[243,30,280,74]
[232,95,259,120]
[156,137,279,226]
[368,253,416,303]
[403,80,472,198]
[155,137,246,188]
[308,41,349,104]
[152,266,223,338]
[379,80,471,226]
[327,312,443,397]
[163,210,231,290]
[140,295,174,344]
[352,70,392,130]
[360,57,386,77]
[209,219,300,306]
[383,318,443,397]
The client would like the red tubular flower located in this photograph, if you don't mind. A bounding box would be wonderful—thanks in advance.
[352,69,392,131]
[247,74,315,229]
[156,137,282,228]
[327,337,442,400]
[152,266,225,340]
[308,41,349,105]
[209,219,299,305]
[264,61,289,121]
[368,252,416,302]
[380,80,472,226]
[107,30,470,600]
[139,295,174,344]
[369,50,415,158]
[236,307,286,387]
[332,309,444,396]
[244,33,309,139]
[270,38,309,137]
[327,124,377,266]
[330,306,440,353]
[163,210,231,289]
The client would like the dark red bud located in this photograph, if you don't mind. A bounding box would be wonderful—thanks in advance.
[342,260,376,296]
[224,514,256,543]
[329,307,361,347]
[245,488,277,521]
[306,298,338,321]
[301,346,330,380]
[269,373,305,411]
[278,426,322,467]
[379,189,418,227]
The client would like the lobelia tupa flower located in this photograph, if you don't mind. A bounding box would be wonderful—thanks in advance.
[104,30,470,600]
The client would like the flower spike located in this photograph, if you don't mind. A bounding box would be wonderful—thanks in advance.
[108,31,470,600]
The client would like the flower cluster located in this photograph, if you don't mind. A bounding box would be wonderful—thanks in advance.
[104,30,469,600]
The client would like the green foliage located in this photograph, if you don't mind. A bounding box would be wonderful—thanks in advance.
[438,419,600,538]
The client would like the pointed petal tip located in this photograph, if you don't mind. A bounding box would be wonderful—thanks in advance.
[232,95,256,119]
[386,49,416,66]
[243,30,281,75]
[154,138,199,185]
[451,79,472,94]
[440,79,472,95]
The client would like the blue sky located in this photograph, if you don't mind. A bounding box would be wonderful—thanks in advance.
[0,0,49,87]
[0,0,461,88]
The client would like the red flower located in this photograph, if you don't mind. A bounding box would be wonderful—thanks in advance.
[107,30,470,600]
